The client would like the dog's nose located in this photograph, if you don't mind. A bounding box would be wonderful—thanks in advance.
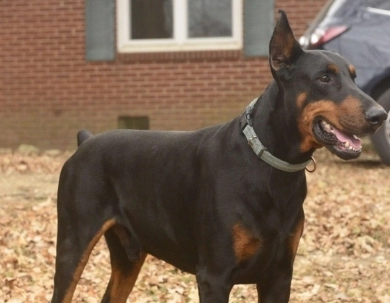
[365,107,388,127]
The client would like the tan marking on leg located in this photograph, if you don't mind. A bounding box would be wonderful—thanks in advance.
[112,224,132,248]
[107,253,147,302]
[61,219,116,303]
[289,214,304,263]
[232,222,262,263]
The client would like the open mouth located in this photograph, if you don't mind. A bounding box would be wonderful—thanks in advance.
[313,119,362,160]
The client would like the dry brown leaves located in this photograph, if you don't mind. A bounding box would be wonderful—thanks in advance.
[0,147,389,302]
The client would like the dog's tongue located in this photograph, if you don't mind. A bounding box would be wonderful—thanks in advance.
[333,128,361,149]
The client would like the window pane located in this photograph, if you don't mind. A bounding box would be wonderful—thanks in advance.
[188,0,232,38]
[130,0,173,39]
[118,116,149,130]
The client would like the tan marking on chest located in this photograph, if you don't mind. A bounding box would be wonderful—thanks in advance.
[232,223,262,263]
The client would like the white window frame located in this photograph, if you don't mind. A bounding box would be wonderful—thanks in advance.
[117,0,243,53]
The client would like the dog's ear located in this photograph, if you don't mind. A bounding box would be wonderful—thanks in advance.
[269,10,303,72]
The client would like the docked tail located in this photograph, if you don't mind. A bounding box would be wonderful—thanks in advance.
[77,129,93,147]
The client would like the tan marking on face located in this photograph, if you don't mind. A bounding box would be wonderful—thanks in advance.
[232,222,262,263]
[289,214,304,262]
[328,64,339,74]
[108,252,147,301]
[296,92,307,109]
[298,96,365,152]
[62,219,116,303]
[341,96,365,118]
[349,65,356,78]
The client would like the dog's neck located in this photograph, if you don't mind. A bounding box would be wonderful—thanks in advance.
[251,81,315,165]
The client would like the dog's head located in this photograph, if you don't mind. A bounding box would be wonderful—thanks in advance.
[269,10,387,160]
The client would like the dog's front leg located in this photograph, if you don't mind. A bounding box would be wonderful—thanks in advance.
[196,270,232,303]
[256,267,293,303]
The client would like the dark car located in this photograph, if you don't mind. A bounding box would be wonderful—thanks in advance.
[300,0,390,164]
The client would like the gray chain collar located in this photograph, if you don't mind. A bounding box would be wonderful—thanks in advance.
[241,98,315,173]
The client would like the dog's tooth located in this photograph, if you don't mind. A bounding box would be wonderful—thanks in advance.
[345,141,350,147]
[323,122,332,132]
[324,122,333,132]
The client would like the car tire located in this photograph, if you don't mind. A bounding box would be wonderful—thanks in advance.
[370,87,390,165]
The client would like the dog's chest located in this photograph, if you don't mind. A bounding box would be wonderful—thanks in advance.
[229,177,306,284]
[231,212,304,284]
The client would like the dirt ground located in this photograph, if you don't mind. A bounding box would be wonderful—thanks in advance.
[0,146,389,302]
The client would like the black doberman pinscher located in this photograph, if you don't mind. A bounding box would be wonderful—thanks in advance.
[51,11,387,303]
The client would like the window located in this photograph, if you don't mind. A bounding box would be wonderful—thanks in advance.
[118,116,149,130]
[116,0,243,53]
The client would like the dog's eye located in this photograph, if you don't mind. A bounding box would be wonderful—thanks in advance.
[319,75,331,83]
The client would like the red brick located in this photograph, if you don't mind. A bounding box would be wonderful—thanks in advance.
[1,0,327,149]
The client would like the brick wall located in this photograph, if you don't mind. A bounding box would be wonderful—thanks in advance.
[1,0,327,150]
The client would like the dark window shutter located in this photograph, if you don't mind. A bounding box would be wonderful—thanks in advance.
[85,0,115,61]
[244,0,274,57]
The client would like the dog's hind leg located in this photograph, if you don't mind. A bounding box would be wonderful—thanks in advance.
[51,218,116,303]
[100,225,146,302]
